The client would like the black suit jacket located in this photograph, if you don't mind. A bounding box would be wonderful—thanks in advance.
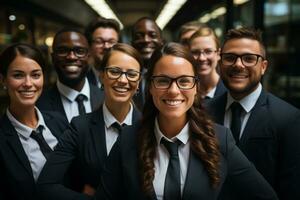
[0,111,69,200]
[37,106,142,200]
[214,79,227,98]
[37,83,104,121]
[205,89,300,200]
[94,122,277,200]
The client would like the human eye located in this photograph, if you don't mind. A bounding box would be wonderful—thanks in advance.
[191,50,200,57]
[204,49,214,55]
[11,72,24,79]
[242,54,257,63]
[75,47,87,56]
[55,47,68,55]
[178,76,194,87]
[107,67,121,76]
[31,71,42,79]
[153,76,170,87]
[126,70,139,79]
[149,32,158,38]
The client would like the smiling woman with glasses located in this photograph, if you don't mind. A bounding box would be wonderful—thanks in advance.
[37,43,143,199]
[189,27,227,100]
[93,42,277,200]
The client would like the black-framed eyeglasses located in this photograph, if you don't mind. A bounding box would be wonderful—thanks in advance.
[191,49,217,58]
[54,47,88,58]
[151,75,197,90]
[220,53,265,67]
[105,67,141,82]
[92,38,117,47]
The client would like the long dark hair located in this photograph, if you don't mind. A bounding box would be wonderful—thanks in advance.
[138,42,221,195]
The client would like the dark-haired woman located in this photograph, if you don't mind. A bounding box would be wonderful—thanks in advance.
[0,43,69,200]
[94,43,278,200]
[37,43,143,199]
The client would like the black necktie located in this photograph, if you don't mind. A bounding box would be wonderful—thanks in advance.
[230,102,244,143]
[111,122,125,134]
[75,94,87,115]
[30,125,53,160]
[161,138,182,200]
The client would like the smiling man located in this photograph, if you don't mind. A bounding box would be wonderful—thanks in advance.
[206,27,300,200]
[131,17,164,110]
[37,28,104,122]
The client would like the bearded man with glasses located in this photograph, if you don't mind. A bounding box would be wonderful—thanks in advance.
[205,27,300,200]
[37,28,104,122]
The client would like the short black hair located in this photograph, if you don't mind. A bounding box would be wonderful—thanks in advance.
[52,27,86,48]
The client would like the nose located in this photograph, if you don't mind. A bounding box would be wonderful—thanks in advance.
[198,52,206,61]
[103,42,113,49]
[117,73,128,83]
[233,57,245,68]
[66,50,77,59]
[167,81,180,94]
[143,34,151,42]
[23,76,33,87]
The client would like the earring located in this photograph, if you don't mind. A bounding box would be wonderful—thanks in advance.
[100,84,104,91]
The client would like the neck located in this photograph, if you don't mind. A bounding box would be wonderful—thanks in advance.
[199,70,219,95]
[105,101,131,123]
[9,105,38,128]
[157,114,187,139]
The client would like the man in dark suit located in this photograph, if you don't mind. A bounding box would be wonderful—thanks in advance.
[84,17,120,88]
[0,111,68,200]
[206,27,300,199]
[131,17,164,110]
[37,28,104,122]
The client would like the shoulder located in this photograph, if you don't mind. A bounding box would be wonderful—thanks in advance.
[213,123,235,156]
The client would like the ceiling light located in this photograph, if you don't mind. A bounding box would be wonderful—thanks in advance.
[9,15,16,21]
[234,0,250,5]
[199,6,227,23]
[156,0,187,30]
[83,0,123,29]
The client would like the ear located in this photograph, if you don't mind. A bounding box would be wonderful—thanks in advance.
[216,48,221,61]
[261,59,268,75]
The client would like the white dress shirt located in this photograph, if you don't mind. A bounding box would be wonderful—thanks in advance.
[224,83,262,139]
[153,118,190,200]
[103,103,133,155]
[57,78,92,122]
[6,107,58,181]
[205,85,217,99]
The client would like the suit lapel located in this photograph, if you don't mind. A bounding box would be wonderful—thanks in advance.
[90,107,108,166]
[43,112,63,139]
[1,115,33,176]
[182,150,210,200]
[239,90,268,145]
[90,84,104,111]
[51,86,67,117]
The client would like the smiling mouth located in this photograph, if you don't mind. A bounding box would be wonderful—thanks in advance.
[113,86,130,93]
[64,65,80,72]
[163,99,184,106]
[19,91,36,97]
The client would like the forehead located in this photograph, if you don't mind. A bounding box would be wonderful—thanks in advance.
[8,55,42,72]
[93,27,118,40]
[222,38,262,54]
[133,19,160,34]
[153,55,194,76]
[107,51,140,70]
[190,35,217,49]
[54,32,88,47]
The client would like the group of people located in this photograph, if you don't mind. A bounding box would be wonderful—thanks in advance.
[0,16,299,200]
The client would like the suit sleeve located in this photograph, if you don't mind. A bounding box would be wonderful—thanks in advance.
[37,120,92,200]
[220,128,278,200]
[278,112,300,200]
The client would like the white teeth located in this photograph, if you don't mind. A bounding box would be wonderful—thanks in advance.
[19,91,35,96]
[114,87,129,92]
[65,65,79,72]
[164,100,182,106]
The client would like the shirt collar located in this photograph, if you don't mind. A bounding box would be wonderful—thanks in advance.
[56,78,90,102]
[6,107,46,139]
[103,102,133,128]
[154,117,190,145]
[206,86,217,98]
[226,83,262,112]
